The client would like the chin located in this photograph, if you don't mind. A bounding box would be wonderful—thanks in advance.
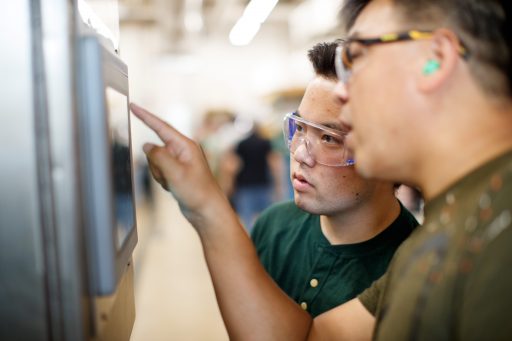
[294,195,323,215]
[294,194,309,210]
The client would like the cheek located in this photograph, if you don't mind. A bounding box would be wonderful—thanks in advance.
[317,168,360,194]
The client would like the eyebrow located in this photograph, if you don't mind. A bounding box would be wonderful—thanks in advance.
[295,111,344,131]
[322,122,344,130]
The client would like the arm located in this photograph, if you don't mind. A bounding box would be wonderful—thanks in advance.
[130,104,311,340]
[308,298,374,341]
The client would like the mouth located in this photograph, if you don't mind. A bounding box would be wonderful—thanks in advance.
[292,172,314,192]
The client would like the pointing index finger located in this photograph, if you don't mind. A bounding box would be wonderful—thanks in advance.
[130,102,184,144]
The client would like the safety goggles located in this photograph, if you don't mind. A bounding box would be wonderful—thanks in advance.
[335,30,469,84]
[283,112,354,167]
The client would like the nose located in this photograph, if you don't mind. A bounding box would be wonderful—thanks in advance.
[334,81,348,103]
[334,82,353,131]
[292,140,316,167]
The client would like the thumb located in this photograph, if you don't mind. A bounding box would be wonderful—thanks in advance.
[145,144,185,187]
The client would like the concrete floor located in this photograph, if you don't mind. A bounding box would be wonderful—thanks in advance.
[130,187,229,341]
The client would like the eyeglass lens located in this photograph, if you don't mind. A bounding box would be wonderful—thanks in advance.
[335,45,352,84]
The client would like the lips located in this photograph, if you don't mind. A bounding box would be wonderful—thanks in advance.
[292,172,313,192]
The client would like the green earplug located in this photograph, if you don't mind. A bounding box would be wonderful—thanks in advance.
[423,59,440,75]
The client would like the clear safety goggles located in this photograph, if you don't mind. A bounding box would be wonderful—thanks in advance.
[283,112,354,167]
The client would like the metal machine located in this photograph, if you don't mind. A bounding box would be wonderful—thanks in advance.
[0,1,137,340]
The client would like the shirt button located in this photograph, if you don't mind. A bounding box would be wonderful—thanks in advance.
[300,302,308,310]
[310,279,319,288]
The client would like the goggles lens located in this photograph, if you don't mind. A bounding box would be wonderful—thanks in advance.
[283,113,354,167]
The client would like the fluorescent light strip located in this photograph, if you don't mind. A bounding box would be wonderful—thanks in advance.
[229,0,279,46]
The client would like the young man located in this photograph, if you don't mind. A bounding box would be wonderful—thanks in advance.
[251,41,417,317]
[131,0,512,339]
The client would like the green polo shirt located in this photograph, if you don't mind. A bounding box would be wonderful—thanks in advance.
[251,200,418,317]
[359,150,512,340]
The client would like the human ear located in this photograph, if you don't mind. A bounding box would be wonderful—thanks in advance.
[417,29,461,93]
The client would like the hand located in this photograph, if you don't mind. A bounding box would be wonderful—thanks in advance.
[130,103,226,222]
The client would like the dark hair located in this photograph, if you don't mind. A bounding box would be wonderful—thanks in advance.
[340,0,512,98]
[307,41,342,80]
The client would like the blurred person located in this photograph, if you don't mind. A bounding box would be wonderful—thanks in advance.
[195,109,240,198]
[251,41,418,317]
[270,130,295,200]
[130,0,512,339]
[231,122,283,231]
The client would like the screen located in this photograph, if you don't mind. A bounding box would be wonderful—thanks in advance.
[105,87,135,251]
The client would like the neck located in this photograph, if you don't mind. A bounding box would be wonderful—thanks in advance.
[320,191,401,245]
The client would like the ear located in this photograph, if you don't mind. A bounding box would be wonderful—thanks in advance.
[417,29,462,93]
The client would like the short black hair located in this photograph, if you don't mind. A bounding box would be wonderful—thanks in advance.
[307,41,342,80]
[340,0,512,98]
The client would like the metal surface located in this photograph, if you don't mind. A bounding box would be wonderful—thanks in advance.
[41,0,89,339]
[1,1,136,339]
[0,0,50,339]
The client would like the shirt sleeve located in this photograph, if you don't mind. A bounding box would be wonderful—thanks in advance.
[357,273,387,316]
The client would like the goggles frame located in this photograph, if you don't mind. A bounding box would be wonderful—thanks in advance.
[283,112,354,167]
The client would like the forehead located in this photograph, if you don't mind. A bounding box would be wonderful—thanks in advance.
[349,0,404,37]
[298,77,342,123]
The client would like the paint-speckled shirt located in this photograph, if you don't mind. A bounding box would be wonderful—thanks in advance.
[359,150,512,340]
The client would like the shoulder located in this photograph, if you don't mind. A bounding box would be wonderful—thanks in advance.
[448,159,512,338]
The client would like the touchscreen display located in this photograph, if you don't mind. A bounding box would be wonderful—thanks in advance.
[105,87,135,250]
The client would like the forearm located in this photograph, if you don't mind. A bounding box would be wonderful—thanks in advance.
[192,196,312,340]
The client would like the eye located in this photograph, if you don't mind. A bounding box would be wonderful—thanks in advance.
[347,42,365,64]
[295,122,306,133]
[321,133,343,146]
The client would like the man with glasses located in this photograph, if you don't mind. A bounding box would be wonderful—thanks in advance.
[251,41,417,318]
[131,0,512,339]
[330,0,512,340]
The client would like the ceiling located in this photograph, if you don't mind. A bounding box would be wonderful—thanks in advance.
[119,0,344,53]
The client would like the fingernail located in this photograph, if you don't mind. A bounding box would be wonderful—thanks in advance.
[130,102,140,112]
